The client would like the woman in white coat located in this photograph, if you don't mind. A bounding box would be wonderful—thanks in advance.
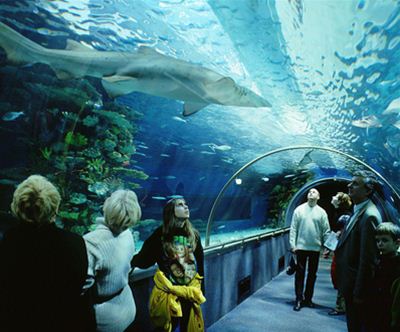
[84,189,141,332]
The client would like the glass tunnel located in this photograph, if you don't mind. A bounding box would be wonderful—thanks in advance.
[1,0,400,330]
[204,145,400,247]
[1,0,400,249]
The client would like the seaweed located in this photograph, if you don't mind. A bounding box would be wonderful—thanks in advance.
[0,64,147,234]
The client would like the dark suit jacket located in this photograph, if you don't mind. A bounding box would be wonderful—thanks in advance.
[0,222,95,332]
[335,200,382,300]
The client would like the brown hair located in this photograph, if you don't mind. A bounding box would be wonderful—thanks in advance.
[162,198,198,256]
[376,222,400,241]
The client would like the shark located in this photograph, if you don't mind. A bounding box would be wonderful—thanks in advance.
[0,22,271,116]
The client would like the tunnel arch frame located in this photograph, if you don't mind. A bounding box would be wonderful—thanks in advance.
[205,145,400,247]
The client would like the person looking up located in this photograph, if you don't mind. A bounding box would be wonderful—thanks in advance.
[132,198,205,332]
[290,188,331,311]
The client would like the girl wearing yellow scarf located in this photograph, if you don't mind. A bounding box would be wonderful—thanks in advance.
[132,198,205,332]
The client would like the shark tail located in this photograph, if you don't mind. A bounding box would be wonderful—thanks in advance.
[0,22,46,65]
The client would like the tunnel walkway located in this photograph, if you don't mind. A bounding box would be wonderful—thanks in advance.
[207,257,347,332]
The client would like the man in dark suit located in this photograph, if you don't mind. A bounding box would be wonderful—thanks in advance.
[335,171,382,332]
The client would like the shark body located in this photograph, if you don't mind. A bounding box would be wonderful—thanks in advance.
[0,22,271,115]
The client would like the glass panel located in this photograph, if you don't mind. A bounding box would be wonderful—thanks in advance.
[206,147,400,247]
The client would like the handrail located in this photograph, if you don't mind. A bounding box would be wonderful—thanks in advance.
[204,227,289,253]
[205,145,400,247]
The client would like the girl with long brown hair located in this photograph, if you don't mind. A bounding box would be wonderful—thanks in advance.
[132,198,205,332]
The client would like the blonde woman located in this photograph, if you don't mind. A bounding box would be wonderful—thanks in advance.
[0,175,94,332]
[328,191,352,316]
[84,189,141,332]
[132,198,205,332]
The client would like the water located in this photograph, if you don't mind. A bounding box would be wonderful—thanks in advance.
[0,0,399,245]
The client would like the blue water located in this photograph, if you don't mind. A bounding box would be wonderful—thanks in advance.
[0,0,400,243]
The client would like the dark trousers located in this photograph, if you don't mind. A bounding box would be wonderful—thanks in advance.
[344,295,374,332]
[294,250,320,301]
[171,298,191,332]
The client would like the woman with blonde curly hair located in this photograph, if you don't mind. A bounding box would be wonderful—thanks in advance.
[83,189,141,332]
[0,175,95,332]
[327,191,352,316]
[132,197,205,332]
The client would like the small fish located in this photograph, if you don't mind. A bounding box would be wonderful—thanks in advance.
[0,179,18,185]
[261,177,269,182]
[160,153,170,157]
[2,111,24,121]
[167,195,184,199]
[384,135,400,160]
[93,102,103,110]
[88,182,109,196]
[163,175,176,180]
[352,115,382,128]
[152,196,167,200]
[172,116,187,123]
[203,143,232,152]
[284,174,296,179]
[221,157,234,164]
[383,97,400,115]
[212,144,231,152]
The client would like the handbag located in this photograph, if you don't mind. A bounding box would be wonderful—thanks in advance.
[286,254,297,275]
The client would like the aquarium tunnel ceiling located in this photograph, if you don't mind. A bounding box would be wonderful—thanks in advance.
[0,0,400,231]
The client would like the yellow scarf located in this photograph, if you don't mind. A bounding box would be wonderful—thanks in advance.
[149,269,206,332]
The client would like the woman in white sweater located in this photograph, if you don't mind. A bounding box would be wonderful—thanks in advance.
[84,190,141,332]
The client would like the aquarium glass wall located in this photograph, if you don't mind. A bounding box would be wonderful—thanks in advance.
[205,146,400,246]
[1,1,400,249]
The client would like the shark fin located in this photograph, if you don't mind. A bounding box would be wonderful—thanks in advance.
[183,102,208,116]
[65,39,94,51]
[102,75,138,98]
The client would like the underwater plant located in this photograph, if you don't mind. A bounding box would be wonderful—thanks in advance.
[267,171,313,228]
[0,64,148,234]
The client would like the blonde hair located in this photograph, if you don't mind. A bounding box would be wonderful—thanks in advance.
[103,189,141,234]
[336,192,352,210]
[11,175,61,224]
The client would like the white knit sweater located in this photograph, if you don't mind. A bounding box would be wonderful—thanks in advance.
[84,222,136,332]
[289,202,331,252]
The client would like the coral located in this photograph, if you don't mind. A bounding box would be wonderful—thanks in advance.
[0,64,147,234]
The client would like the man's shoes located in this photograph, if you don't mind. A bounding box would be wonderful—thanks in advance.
[328,309,345,316]
[293,301,302,311]
[302,300,315,308]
